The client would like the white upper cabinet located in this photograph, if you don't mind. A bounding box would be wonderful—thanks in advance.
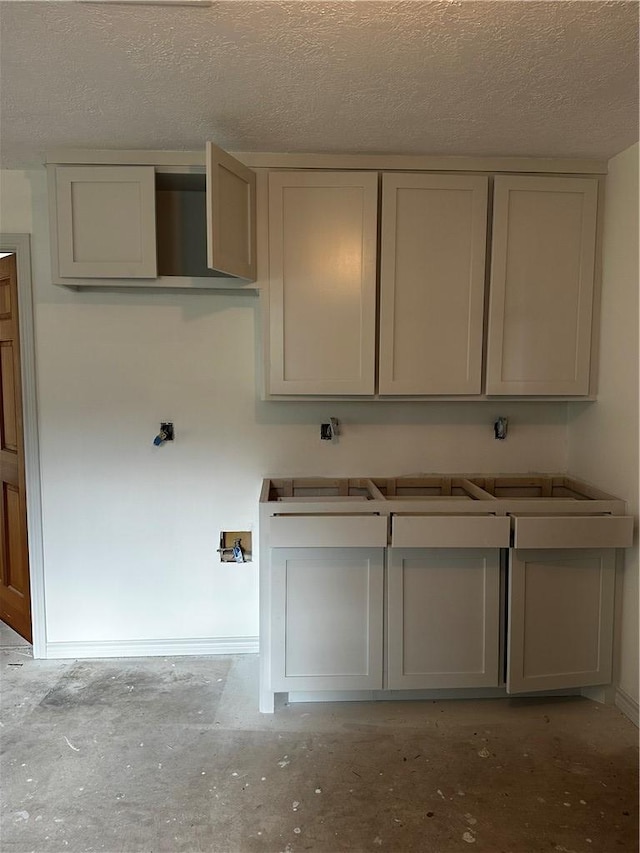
[48,145,257,287]
[205,143,256,280]
[265,169,600,398]
[378,174,488,394]
[267,171,378,396]
[52,166,158,279]
[48,150,602,398]
[486,175,598,396]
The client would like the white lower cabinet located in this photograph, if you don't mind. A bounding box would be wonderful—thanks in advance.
[387,548,501,689]
[261,477,628,711]
[268,543,619,701]
[506,548,615,694]
[270,547,384,692]
[269,544,502,695]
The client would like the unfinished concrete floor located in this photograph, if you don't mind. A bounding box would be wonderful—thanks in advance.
[1,627,638,853]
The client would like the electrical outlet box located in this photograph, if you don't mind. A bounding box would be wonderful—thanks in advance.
[320,417,339,441]
[218,531,252,562]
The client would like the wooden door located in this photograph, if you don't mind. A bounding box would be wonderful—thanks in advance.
[387,547,501,689]
[507,548,615,694]
[206,143,256,280]
[51,165,158,279]
[378,174,488,394]
[270,547,384,692]
[486,175,598,396]
[0,254,31,641]
[267,171,378,395]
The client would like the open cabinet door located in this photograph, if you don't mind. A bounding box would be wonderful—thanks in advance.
[206,143,256,281]
[506,548,615,694]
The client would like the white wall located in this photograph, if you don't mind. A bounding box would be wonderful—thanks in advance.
[4,168,571,651]
[0,170,33,232]
[567,143,639,712]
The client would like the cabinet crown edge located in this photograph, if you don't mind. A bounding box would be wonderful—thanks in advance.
[44,148,607,175]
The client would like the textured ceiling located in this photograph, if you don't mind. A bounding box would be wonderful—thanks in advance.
[0,0,638,168]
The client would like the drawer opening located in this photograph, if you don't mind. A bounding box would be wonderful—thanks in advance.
[264,478,379,501]
[372,477,488,500]
[469,475,614,501]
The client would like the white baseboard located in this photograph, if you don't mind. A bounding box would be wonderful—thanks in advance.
[287,687,581,703]
[615,687,639,727]
[44,636,259,660]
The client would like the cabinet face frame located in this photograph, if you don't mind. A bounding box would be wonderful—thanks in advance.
[267,171,379,396]
[387,547,501,689]
[507,547,615,694]
[378,173,489,395]
[51,165,158,279]
[486,175,599,396]
[270,546,384,692]
[205,143,257,281]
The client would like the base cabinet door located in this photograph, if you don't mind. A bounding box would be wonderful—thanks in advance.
[387,548,501,689]
[271,547,384,691]
[507,548,615,694]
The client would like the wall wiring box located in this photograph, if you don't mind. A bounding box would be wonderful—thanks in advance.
[218,531,252,562]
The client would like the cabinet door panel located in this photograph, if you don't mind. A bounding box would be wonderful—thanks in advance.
[487,176,598,395]
[54,166,157,278]
[512,515,633,549]
[271,547,384,691]
[507,548,615,693]
[206,143,256,280]
[391,514,510,548]
[270,515,388,548]
[268,172,378,395]
[387,548,501,689]
[379,174,488,394]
